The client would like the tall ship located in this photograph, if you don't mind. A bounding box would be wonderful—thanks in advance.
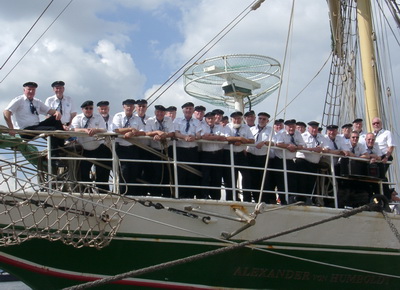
[0,1,399,289]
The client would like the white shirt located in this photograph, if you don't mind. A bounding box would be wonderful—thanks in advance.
[174,117,202,148]
[350,143,367,157]
[365,143,383,156]
[45,95,76,125]
[223,123,254,153]
[375,129,395,154]
[200,123,225,152]
[5,95,50,129]
[275,130,305,160]
[111,112,141,147]
[247,125,275,157]
[135,114,151,146]
[70,113,106,150]
[296,132,328,164]
[146,116,174,150]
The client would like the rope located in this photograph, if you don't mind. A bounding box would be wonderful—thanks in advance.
[64,203,379,290]
[381,210,400,244]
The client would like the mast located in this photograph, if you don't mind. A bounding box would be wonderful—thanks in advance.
[356,0,380,132]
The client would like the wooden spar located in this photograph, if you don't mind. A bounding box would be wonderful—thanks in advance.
[327,0,342,57]
[356,0,380,132]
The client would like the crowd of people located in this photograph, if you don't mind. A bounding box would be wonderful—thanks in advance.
[2,81,397,207]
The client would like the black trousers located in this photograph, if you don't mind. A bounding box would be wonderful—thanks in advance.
[266,157,297,205]
[176,147,199,198]
[21,116,64,156]
[247,153,274,203]
[116,144,139,195]
[148,146,173,197]
[223,150,251,201]
[295,158,318,202]
[200,150,223,199]
[80,144,112,192]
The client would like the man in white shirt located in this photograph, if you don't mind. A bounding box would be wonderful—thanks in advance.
[112,99,145,195]
[247,112,275,203]
[174,102,202,198]
[222,111,254,201]
[45,81,77,130]
[4,82,64,163]
[70,100,111,192]
[199,111,227,199]
[97,101,112,131]
[145,105,175,197]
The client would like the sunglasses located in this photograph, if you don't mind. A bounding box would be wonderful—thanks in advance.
[372,122,381,125]
[84,107,93,110]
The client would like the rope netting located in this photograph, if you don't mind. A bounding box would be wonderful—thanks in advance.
[0,159,129,249]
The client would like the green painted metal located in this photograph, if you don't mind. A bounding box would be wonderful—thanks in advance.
[0,236,399,289]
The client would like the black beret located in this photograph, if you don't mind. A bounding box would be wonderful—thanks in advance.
[230,111,243,118]
[353,118,363,123]
[244,110,255,117]
[341,123,353,129]
[51,81,65,87]
[222,116,229,121]
[258,112,270,118]
[204,112,216,118]
[154,105,166,111]
[194,105,206,111]
[122,99,136,105]
[97,101,109,107]
[136,99,148,105]
[23,82,38,88]
[284,119,296,125]
[212,109,224,115]
[326,125,339,130]
[181,102,194,108]
[166,106,177,112]
[318,127,323,132]
[296,121,306,127]
[81,100,94,108]
[307,121,320,127]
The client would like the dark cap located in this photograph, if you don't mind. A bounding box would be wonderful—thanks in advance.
[353,118,363,123]
[181,102,194,108]
[222,116,229,121]
[122,99,136,105]
[136,99,148,105]
[51,81,65,87]
[341,123,352,129]
[23,82,38,88]
[204,112,216,118]
[244,110,255,117]
[307,121,320,127]
[97,101,109,107]
[258,112,270,118]
[296,121,306,127]
[154,105,166,111]
[166,106,177,112]
[230,111,243,118]
[318,127,323,132]
[194,105,206,112]
[284,119,296,125]
[326,125,339,130]
[81,100,94,108]
[274,119,284,125]
[212,109,224,115]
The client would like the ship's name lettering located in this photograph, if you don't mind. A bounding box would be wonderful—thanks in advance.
[233,267,311,280]
[330,274,389,285]
[233,267,390,285]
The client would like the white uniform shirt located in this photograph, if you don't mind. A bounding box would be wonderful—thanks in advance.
[111,112,141,147]
[146,116,174,150]
[350,143,367,157]
[174,117,202,148]
[5,95,50,129]
[296,132,328,164]
[45,95,76,125]
[223,123,254,153]
[247,125,275,157]
[200,123,225,152]
[135,114,151,146]
[70,113,106,150]
[365,143,383,156]
[275,130,305,160]
[375,129,395,155]
[100,115,113,132]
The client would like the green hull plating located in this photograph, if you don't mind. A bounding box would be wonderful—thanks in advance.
[0,235,398,289]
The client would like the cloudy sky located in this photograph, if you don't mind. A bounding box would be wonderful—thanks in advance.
[0,0,398,125]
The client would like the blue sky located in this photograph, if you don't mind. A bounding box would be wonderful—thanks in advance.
[0,0,399,124]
